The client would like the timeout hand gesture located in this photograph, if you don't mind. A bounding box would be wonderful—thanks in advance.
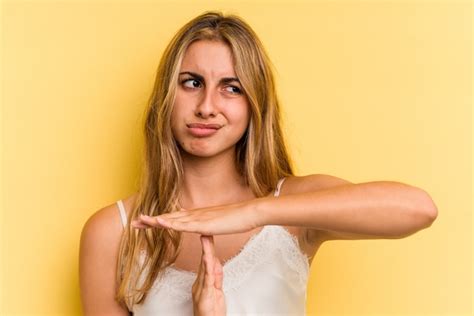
[132,202,262,235]
[192,235,226,316]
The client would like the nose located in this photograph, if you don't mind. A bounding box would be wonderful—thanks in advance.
[195,86,217,119]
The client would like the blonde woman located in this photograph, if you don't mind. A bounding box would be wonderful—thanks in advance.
[79,11,438,316]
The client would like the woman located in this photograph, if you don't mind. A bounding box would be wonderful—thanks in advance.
[79,11,438,315]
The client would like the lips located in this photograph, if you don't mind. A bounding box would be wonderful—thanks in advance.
[186,123,222,129]
[186,123,222,137]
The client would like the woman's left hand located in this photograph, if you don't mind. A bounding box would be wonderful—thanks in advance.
[131,201,262,235]
[192,235,226,316]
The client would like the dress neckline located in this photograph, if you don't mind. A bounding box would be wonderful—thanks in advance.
[168,225,270,276]
[166,225,310,278]
[138,224,310,305]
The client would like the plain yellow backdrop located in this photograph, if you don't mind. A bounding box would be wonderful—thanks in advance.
[1,0,471,315]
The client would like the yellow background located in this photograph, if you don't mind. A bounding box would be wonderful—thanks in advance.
[1,0,471,315]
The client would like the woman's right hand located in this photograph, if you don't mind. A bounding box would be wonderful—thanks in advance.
[192,235,226,316]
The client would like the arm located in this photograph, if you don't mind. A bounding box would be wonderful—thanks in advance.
[79,205,131,316]
[131,174,438,242]
[255,174,438,242]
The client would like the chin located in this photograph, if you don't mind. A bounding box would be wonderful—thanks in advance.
[181,143,235,159]
[177,142,214,157]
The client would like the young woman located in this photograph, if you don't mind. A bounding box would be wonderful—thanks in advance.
[79,11,438,316]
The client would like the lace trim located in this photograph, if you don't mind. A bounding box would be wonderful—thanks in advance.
[223,225,310,292]
[135,253,197,304]
[148,268,195,303]
[138,225,310,303]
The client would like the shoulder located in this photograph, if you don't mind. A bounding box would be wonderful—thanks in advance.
[81,203,121,241]
[79,193,138,314]
[80,193,139,245]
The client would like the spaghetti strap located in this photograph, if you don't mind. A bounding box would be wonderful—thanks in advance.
[273,177,287,197]
[116,200,127,228]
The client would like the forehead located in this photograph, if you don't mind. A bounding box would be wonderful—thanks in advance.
[180,40,236,77]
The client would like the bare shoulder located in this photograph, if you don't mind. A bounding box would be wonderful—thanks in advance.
[81,203,123,243]
[80,192,137,246]
[79,193,138,315]
[80,192,139,257]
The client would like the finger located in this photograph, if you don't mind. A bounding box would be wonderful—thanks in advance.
[207,235,216,256]
[134,215,206,234]
[159,210,191,220]
[137,211,190,223]
[132,217,171,230]
[134,214,167,227]
[194,236,208,298]
[206,236,223,290]
[197,236,209,283]
[201,236,215,288]
[205,235,219,264]
[136,215,181,230]
[214,257,224,290]
[130,220,151,229]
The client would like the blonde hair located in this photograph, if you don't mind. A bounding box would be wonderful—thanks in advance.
[115,10,295,308]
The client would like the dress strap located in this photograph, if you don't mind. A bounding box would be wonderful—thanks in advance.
[116,200,127,228]
[273,177,287,197]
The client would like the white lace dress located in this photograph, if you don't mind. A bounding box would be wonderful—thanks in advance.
[116,178,311,315]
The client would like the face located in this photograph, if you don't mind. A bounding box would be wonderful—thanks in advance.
[171,40,250,158]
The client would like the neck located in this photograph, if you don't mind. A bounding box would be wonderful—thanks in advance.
[179,147,254,209]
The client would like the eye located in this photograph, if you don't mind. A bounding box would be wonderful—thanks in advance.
[225,85,243,95]
[181,78,201,89]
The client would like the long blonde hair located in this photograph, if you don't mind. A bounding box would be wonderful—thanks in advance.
[116,10,295,308]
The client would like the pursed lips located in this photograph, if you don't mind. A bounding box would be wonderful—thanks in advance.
[186,123,222,129]
[186,123,222,137]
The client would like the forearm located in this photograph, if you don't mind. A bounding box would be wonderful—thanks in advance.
[252,181,438,238]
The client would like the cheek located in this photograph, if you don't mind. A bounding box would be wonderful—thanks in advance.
[171,91,193,122]
[170,103,184,135]
[230,102,251,128]
[171,94,187,120]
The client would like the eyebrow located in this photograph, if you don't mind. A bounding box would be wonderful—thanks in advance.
[179,71,241,85]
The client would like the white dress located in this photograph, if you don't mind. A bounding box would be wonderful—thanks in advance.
[116,178,311,315]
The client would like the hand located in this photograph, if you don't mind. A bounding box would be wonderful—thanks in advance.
[192,235,226,316]
[131,201,262,235]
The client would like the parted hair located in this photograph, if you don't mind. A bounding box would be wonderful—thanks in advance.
[115,10,295,308]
